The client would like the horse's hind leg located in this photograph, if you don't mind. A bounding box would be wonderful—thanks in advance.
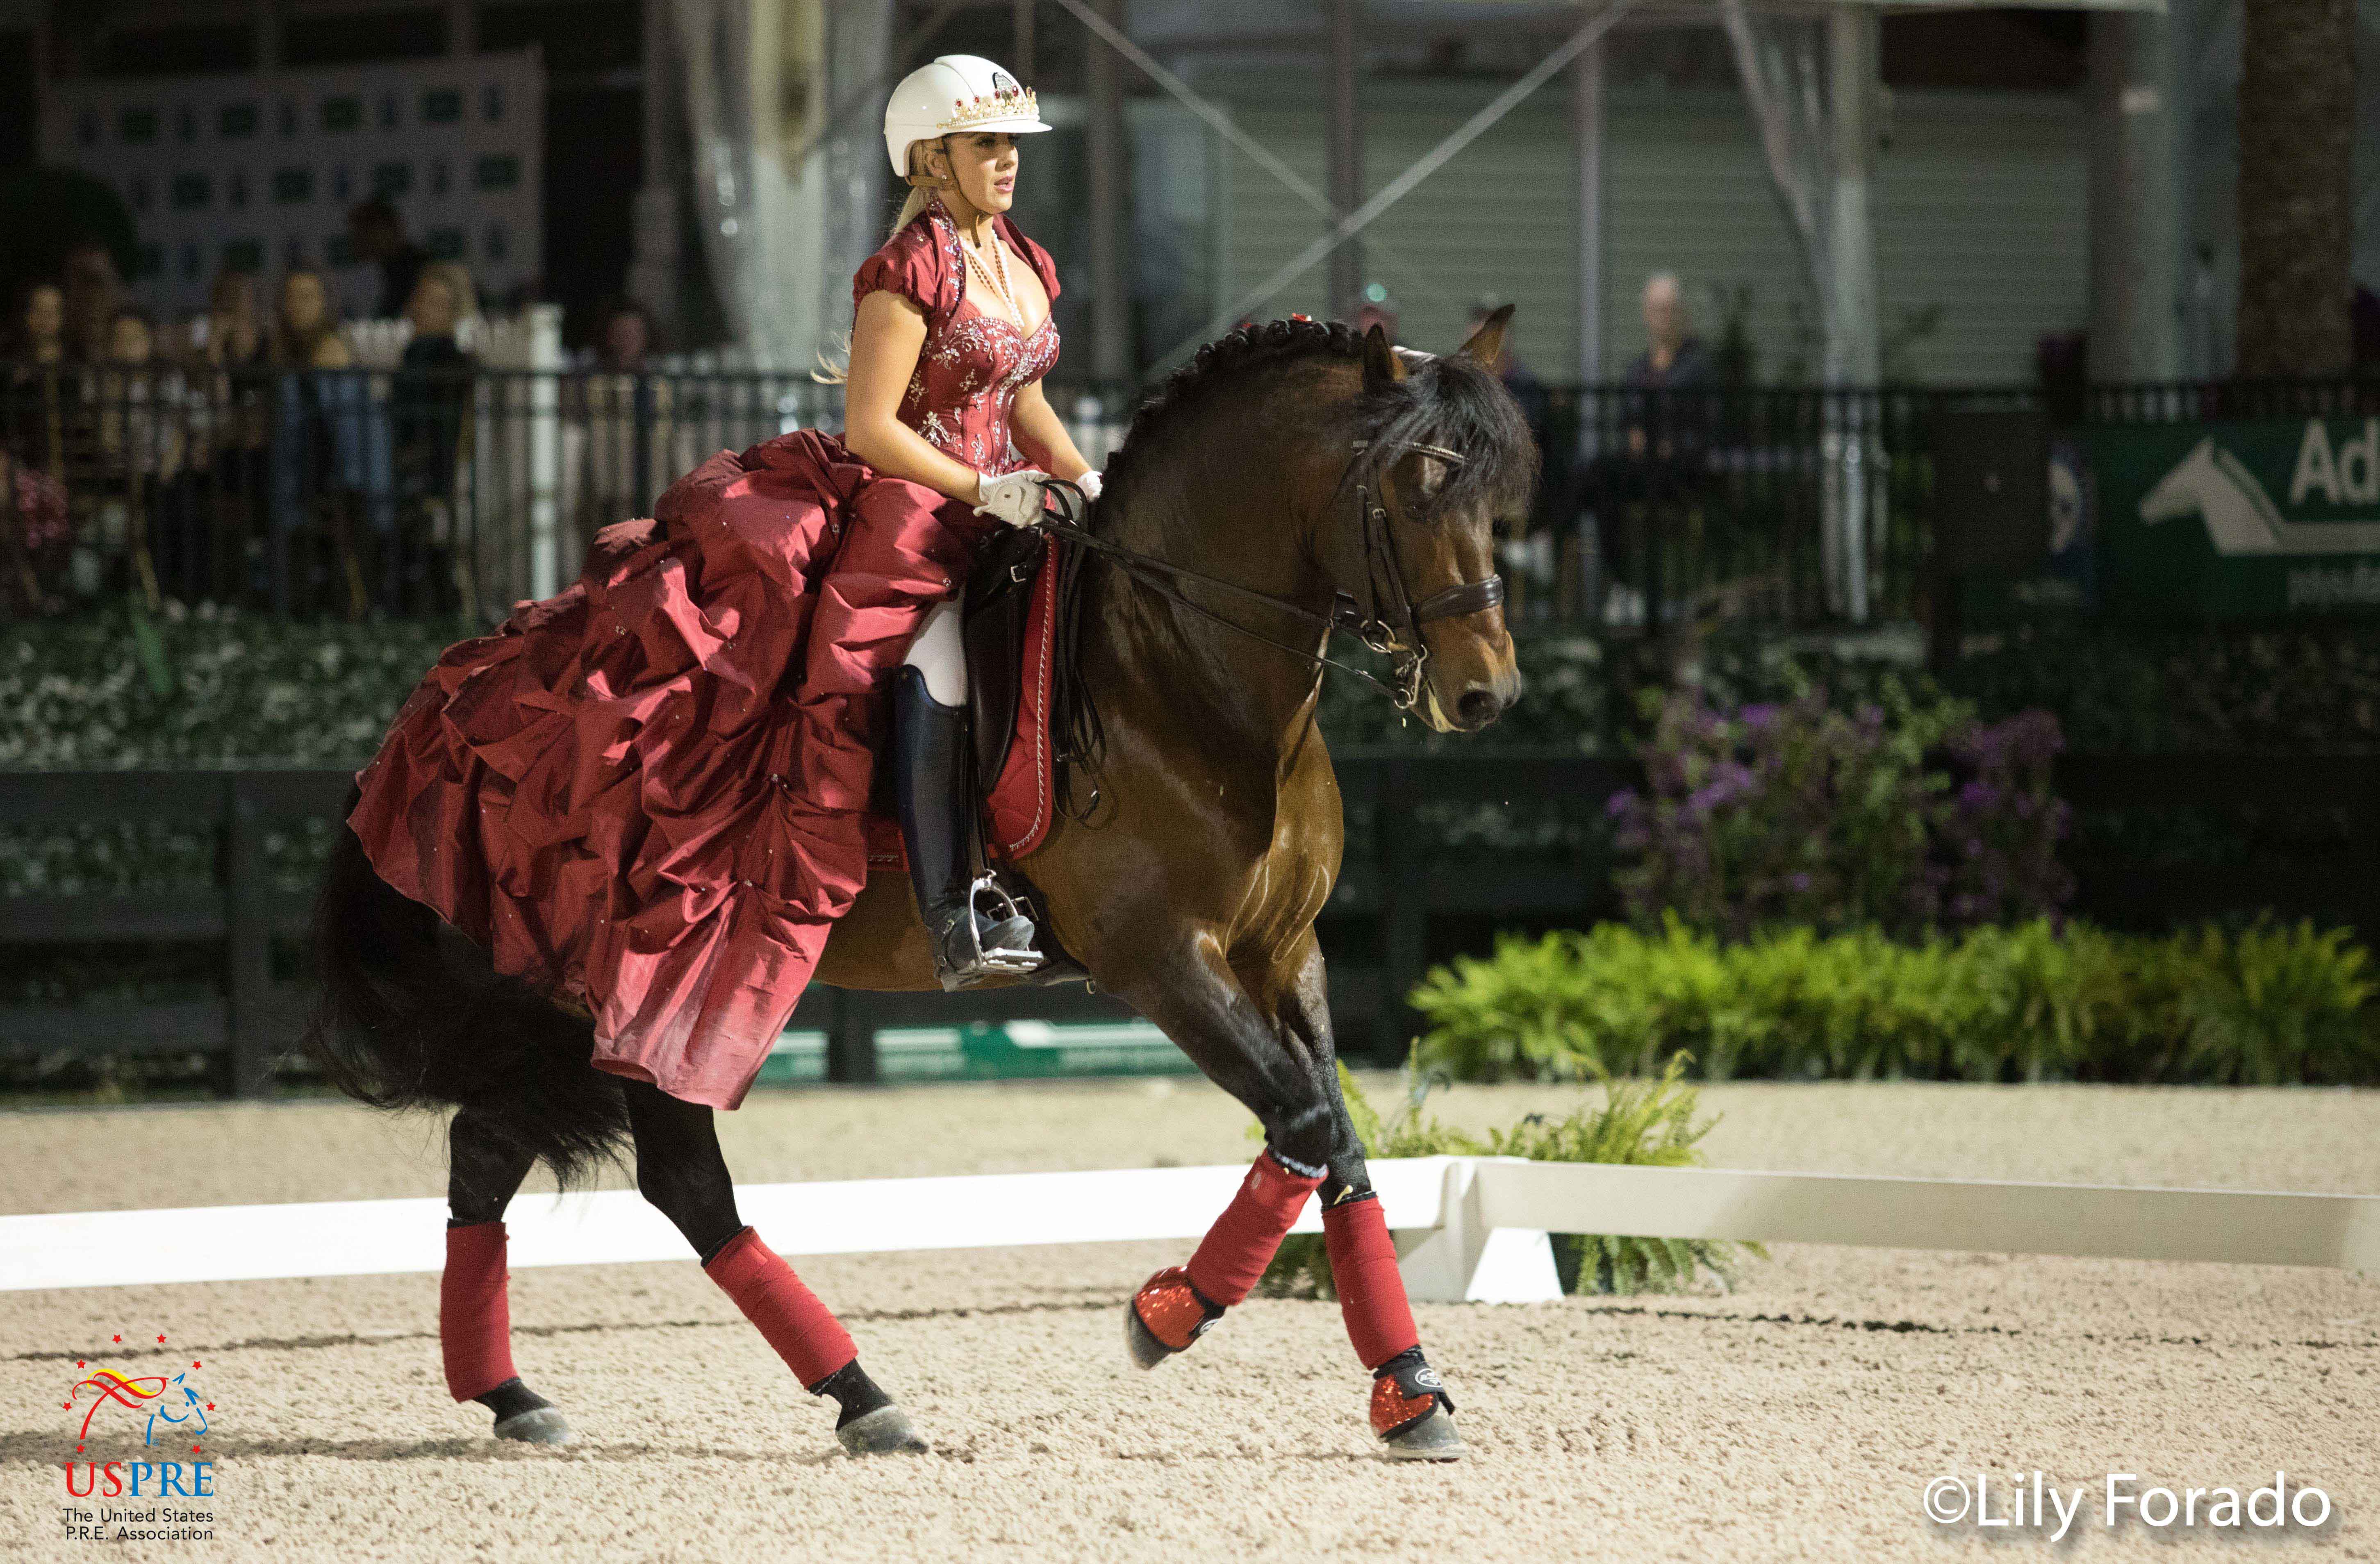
[619,1079,928,1457]
[444,1106,572,1444]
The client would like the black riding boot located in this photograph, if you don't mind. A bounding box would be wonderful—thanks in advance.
[889,665,1040,989]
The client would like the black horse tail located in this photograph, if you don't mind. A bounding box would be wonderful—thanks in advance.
[297,787,632,1192]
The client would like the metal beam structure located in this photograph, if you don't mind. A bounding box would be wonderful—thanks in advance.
[1158,0,1637,372]
[1085,0,1132,380]
[1327,0,1364,321]
[1571,29,1604,386]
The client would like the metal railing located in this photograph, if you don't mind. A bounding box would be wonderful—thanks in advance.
[33,365,2376,635]
[5,360,2042,633]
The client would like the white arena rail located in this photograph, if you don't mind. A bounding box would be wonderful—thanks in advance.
[5,1158,2375,1302]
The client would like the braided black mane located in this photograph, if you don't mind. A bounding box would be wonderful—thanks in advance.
[1098,315,1538,527]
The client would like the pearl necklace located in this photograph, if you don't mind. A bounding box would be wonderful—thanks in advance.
[958,224,1029,333]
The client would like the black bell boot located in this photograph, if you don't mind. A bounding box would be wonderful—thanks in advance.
[889,665,1041,989]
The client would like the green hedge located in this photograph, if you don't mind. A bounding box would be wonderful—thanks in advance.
[12,608,2380,769]
[1,604,464,769]
[1410,916,2379,1086]
[1257,1057,1762,1298]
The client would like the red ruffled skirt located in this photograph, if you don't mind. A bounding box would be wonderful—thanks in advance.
[347,430,998,1110]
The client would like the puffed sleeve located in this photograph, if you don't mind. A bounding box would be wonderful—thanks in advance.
[851,217,957,329]
[1001,219,1061,308]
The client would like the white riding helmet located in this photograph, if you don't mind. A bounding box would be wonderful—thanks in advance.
[882,54,1050,180]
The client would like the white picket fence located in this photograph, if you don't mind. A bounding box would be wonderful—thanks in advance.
[7,1158,2375,1300]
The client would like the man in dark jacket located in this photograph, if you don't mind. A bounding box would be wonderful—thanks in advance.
[1575,272,1717,624]
[348,200,430,321]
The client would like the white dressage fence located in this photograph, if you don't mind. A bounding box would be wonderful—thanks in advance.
[6,1157,2376,1301]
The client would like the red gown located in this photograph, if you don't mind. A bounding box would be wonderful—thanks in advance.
[347,196,1063,1111]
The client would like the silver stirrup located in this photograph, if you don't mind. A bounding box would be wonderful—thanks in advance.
[958,873,1040,976]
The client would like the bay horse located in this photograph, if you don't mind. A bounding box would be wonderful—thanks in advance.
[300,311,1532,1461]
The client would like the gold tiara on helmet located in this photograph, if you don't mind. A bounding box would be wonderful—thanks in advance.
[940,83,1039,134]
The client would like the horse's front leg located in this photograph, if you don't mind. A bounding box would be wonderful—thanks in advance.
[1104,930,1461,1457]
[619,1079,928,1457]
[1283,942,1464,1460]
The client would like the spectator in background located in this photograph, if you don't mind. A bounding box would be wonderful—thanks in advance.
[391,262,475,614]
[1620,272,1716,459]
[348,198,430,321]
[96,305,194,599]
[272,268,348,371]
[197,267,270,370]
[592,296,656,373]
[6,281,68,367]
[2,282,77,614]
[5,282,73,471]
[567,296,665,573]
[190,268,274,599]
[1573,272,1719,627]
[267,266,391,612]
[60,239,125,366]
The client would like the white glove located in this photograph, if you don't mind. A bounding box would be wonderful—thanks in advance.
[972,468,1051,529]
[1075,468,1104,503]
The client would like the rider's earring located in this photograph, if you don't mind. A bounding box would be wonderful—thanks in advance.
[906,143,953,191]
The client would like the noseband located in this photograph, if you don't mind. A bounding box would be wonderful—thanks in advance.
[1038,439,1505,713]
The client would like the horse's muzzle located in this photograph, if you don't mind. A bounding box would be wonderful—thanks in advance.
[1451,670,1522,732]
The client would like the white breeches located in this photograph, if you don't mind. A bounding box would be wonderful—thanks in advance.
[903,594,967,705]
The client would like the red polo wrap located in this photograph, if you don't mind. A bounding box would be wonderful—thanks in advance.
[1323,1195,1420,1368]
[703,1225,857,1389]
[440,1220,519,1402]
[1184,1150,1324,1307]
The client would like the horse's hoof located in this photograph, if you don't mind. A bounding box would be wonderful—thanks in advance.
[836,1404,930,1457]
[1379,1405,1464,1462]
[1124,1298,1174,1370]
[491,1405,572,1445]
[1125,1267,1218,1370]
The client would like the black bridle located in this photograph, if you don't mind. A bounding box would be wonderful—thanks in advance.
[1033,439,1505,713]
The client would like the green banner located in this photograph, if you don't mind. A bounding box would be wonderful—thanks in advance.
[2084,419,2380,620]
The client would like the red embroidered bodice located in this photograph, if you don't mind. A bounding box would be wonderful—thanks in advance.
[850,196,1062,476]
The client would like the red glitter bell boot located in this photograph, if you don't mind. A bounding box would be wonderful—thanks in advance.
[1128,1151,1322,1366]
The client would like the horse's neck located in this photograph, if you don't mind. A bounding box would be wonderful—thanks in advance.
[1097,484,1333,758]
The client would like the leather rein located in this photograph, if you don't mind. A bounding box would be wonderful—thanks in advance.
[1031,439,1504,712]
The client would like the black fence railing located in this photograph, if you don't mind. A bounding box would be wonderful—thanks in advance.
[5,361,2061,634]
[18,365,2379,637]
[0,361,854,621]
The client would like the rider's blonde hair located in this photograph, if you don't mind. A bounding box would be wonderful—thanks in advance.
[814,140,952,385]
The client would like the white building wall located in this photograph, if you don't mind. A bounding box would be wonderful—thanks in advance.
[1215,74,2089,386]
[40,51,545,323]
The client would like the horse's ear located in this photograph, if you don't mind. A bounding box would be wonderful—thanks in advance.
[1361,323,1405,388]
[1456,303,1515,366]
